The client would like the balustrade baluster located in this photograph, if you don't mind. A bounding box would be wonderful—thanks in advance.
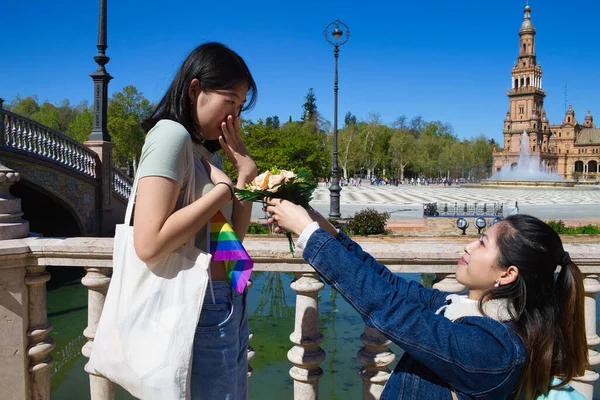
[40,130,48,157]
[88,154,95,178]
[15,119,23,149]
[73,147,80,172]
[34,127,42,155]
[432,272,465,293]
[77,150,85,173]
[571,273,600,399]
[25,265,55,400]
[46,131,53,159]
[288,272,326,400]
[16,120,24,149]
[70,144,77,170]
[25,125,32,152]
[81,267,115,400]
[5,115,13,146]
[66,142,73,168]
[83,152,90,176]
[21,121,28,151]
[16,120,23,149]
[74,146,81,172]
[358,325,395,400]
[49,135,56,161]
[8,116,15,147]
[92,155,97,178]
[59,139,66,165]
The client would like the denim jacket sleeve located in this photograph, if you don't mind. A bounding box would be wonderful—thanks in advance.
[303,229,526,396]
[334,230,448,311]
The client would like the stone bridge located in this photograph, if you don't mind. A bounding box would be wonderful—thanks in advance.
[0,100,132,237]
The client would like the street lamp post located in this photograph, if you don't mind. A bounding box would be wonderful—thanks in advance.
[89,0,112,142]
[324,20,350,218]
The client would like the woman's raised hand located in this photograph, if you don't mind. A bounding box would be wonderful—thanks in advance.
[264,198,314,236]
[219,115,257,182]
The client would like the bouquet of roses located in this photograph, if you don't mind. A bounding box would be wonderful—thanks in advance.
[235,168,317,255]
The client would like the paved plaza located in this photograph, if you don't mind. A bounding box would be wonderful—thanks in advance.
[251,184,600,222]
[309,184,600,206]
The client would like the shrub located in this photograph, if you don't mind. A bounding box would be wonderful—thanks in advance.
[547,220,600,235]
[345,208,390,235]
[247,222,270,235]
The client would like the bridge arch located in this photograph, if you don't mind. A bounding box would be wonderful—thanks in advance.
[11,178,84,237]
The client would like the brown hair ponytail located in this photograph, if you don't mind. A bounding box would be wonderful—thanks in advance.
[552,256,588,386]
[487,216,588,399]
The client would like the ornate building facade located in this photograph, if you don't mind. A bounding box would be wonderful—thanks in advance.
[493,4,600,181]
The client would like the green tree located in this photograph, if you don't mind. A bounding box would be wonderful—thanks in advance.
[392,115,407,129]
[344,111,357,127]
[301,88,318,123]
[226,119,285,178]
[265,115,281,129]
[68,107,94,143]
[9,95,40,117]
[471,135,494,179]
[389,128,417,180]
[337,117,360,179]
[279,122,329,178]
[30,102,61,131]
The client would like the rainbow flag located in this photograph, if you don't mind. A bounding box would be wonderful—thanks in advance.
[209,211,253,293]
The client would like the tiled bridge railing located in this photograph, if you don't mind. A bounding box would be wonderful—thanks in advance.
[1,235,599,400]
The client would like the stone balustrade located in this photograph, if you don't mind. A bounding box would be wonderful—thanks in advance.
[1,235,600,400]
[2,110,98,179]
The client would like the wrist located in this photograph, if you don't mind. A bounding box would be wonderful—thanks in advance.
[295,215,315,236]
[237,165,258,182]
[236,174,256,188]
[214,181,234,201]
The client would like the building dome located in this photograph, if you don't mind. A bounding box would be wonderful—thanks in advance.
[520,5,536,35]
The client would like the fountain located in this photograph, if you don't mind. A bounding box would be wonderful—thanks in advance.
[480,132,576,187]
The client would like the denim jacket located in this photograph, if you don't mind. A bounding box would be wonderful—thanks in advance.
[301,228,527,399]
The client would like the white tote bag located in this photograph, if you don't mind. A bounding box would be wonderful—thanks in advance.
[88,148,211,400]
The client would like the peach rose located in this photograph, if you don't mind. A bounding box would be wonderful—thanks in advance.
[252,171,271,190]
[267,173,284,189]
[280,170,295,180]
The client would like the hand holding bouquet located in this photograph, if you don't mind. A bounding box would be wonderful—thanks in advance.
[235,168,317,255]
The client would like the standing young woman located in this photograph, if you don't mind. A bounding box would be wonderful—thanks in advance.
[265,200,588,400]
[134,42,257,399]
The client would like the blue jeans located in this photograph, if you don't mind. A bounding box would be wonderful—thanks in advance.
[190,281,249,400]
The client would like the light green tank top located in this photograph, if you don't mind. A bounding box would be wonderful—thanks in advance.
[137,119,233,252]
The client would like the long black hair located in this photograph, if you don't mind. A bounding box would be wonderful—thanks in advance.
[142,42,257,143]
[479,214,587,399]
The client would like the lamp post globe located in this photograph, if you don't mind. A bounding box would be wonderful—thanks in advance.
[456,218,469,235]
[324,20,350,218]
[475,217,487,234]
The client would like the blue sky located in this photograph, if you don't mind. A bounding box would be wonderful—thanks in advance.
[1,0,598,144]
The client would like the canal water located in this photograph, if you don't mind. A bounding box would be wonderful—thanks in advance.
[47,270,599,399]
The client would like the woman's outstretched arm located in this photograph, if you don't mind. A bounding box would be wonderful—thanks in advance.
[302,228,525,397]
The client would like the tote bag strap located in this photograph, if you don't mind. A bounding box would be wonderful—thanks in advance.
[124,139,197,249]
